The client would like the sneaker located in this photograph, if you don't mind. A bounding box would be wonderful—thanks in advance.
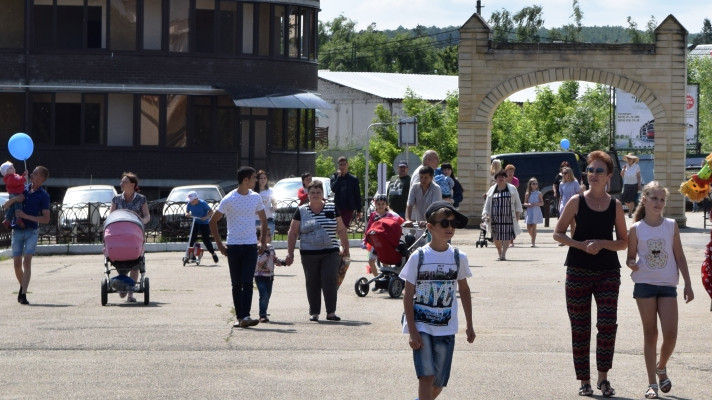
[239,317,259,328]
[212,253,219,263]
[259,316,269,323]
[15,218,25,229]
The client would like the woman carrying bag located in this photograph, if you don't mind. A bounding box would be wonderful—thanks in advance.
[286,180,350,322]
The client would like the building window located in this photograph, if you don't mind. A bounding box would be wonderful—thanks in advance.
[272,5,285,57]
[166,95,187,147]
[168,0,189,52]
[55,93,82,145]
[271,109,284,149]
[30,93,52,145]
[257,3,270,57]
[0,0,24,49]
[0,93,25,144]
[241,3,254,54]
[217,96,236,148]
[110,0,137,51]
[143,0,162,50]
[218,1,238,54]
[140,95,160,146]
[34,0,106,49]
[85,94,106,145]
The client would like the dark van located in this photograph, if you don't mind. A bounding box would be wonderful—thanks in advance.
[492,151,622,210]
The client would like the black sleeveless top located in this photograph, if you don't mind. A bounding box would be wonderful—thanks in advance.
[564,196,621,271]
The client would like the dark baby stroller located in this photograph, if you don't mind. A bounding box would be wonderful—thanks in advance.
[476,216,490,248]
[354,217,428,298]
[101,209,150,305]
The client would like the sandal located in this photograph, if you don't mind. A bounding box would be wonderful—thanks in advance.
[656,364,671,393]
[597,380,615,397]
[645,383,659,399]
[578,383,593,396]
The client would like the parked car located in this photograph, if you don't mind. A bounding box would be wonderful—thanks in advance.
[492,150,622,216]
[58,185,117,241]
[0,192,8,204]
[272,177,332,234]
[161,184,225,240]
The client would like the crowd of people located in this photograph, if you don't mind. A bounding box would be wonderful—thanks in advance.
[3,149,701,400]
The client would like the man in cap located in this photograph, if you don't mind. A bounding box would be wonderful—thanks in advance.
[387,160,411,218]
[185,191,219,263]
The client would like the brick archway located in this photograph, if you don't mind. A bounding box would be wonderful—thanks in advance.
[458,14,689,225]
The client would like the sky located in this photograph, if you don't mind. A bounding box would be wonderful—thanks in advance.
[319,0,711,34]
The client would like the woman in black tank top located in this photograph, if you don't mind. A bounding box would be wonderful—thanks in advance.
[553,151,628,397]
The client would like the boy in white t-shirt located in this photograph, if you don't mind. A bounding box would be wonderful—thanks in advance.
[400,201,476,400]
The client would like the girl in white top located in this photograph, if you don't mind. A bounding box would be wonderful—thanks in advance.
[626,181,694,399]
[254,170,277,238]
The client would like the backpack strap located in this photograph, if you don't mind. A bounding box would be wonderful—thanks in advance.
[416,248,424,274]
[453,247,460,273]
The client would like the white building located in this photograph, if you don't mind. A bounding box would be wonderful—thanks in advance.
[317,71,458,148]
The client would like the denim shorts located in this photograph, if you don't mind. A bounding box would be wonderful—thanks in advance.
[633,283,677,299]
[412,332,455,387]
[11,228,40,257]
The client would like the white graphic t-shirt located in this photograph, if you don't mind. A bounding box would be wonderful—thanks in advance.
[217,189,265,245]
[630,218,679,287]
[399,244,472,336]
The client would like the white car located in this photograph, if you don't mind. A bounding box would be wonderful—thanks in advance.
[58,185,118,237]
[271,177,332,233]
[161,184,226,238]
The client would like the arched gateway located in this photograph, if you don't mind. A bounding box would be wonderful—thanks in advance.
[458,14,689,226]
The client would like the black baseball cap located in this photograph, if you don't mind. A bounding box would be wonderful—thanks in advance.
[425,201,468,228]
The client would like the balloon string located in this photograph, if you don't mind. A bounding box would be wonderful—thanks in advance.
[24,159,27,173]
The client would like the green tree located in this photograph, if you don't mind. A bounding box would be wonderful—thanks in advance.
[489,9,514,42]
[688,56,712,152]
[513,6,545,42]
[563,0,583,42]
[692,18,712,45]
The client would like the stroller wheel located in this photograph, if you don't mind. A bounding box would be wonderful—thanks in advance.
[388,277,404,298]
[182,257,188,266]
[143,277,150,305]
[354,277,370,297]
[101,277,108,306]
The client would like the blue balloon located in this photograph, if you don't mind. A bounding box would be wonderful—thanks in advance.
[8,133,34,161]
[560,138,570,150]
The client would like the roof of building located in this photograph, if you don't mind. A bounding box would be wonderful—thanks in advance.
[318,71,458,101]
[689,44,712,58]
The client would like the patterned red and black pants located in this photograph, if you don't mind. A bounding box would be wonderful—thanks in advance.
[565,266,620,381]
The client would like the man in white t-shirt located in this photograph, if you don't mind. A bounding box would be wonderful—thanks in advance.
[210,166,268,328]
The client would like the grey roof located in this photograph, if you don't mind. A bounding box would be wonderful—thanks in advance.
[318,71,458,101]
[689,44,712,58]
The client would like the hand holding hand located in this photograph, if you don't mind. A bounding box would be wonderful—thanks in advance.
[626,259,639,271]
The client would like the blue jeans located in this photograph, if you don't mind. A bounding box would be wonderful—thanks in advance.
[11,228,40,257]
[226,244,258,320]
[4,193,22,222]
[412,332,456,387]
[255,276,274,317]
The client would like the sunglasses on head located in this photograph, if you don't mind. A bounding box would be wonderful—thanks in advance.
[431,219,460,229]
[586,167,606,175]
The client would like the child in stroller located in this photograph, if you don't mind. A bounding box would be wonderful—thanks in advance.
[355,216,428,298]
[101,209,150,305]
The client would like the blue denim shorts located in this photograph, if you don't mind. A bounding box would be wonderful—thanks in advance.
[11,228,40,257]
[633,283,677,299]
[412,332,455,387]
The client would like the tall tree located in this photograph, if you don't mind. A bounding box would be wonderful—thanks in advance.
[513,5,545,42]
[693,18,712,45]
[563,0,584,42]
[489,9,514,42]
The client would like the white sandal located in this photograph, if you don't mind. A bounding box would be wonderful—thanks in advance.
[645,383,658,399]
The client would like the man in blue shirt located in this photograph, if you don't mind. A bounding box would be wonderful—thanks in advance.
[330,156,362,228]
[4,166,50,305]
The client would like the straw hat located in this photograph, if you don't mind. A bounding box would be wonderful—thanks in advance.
[623,152,639,162]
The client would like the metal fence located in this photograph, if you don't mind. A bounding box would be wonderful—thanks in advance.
[0,199,365,248]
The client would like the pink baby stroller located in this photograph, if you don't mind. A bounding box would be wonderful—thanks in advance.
[101,209,150,305]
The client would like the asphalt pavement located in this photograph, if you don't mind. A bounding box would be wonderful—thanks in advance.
[1,212,711,399]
